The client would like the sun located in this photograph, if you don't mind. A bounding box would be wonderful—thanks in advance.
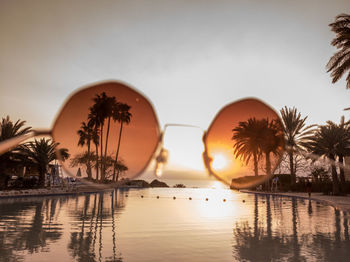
[211,154,228,171]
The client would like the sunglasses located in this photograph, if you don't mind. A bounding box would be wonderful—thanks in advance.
[0,81,285,189]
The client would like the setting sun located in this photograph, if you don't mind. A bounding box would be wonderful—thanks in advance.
[212,154,229,171]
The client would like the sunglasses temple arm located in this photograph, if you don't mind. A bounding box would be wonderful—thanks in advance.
[0,129,52,155]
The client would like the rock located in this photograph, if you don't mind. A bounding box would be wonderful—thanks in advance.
[150,179,169,188]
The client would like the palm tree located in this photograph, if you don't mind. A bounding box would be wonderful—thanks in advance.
[102,96,117,160]
[88,108,101,181]
[327,14,350,89]
[259,118,285,177]
[305,124,344,195]
[21,138,69,187]
[232,118,284,178]
[0,116,32,189]
[0,116,32,142]
[280,107,314,185]
[326,117,350,193]
[112,103,132,182]
[232,118,264,176]
[77,121,95,179]
[90,92,111,181]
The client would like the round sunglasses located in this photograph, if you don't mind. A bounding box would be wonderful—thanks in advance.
[0,81,285,189]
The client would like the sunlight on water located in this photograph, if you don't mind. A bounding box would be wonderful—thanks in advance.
[0,189,350,262]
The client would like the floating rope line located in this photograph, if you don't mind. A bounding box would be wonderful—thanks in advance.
[121,193,338,207]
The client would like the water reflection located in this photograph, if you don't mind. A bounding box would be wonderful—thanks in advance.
[0,198,63,261]
[232,195,350,262]
[67,192,124,262]
[0,190,350,261]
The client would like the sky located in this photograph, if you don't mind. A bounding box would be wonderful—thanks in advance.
[1,0,350,180]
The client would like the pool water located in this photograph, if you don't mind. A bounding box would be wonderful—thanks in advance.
[0,188,349,261]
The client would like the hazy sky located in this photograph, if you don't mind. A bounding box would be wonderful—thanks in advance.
[1,0,350,176]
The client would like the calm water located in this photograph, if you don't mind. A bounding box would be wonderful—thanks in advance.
[0,188,350,262]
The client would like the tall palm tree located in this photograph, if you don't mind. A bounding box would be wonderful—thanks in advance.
[232,118,265,176]
[88,108,101,181]
[232,118,284,177]
[21,138,69,187]
[102,96,117,179]
[259,118,285,177]
[77,121,95,179]
[112,103,132,182]
[0,116,32,189]
[327,14,350,89]
[0,116,32,142]
[326,117,350,193]
[280,107,314,185]
[305,124,344,195]
[90,92,111,181]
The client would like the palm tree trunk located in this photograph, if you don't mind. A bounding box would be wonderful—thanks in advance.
[265,152,271,191]
[253,152,258,176]
[100,125,104,181]
[95,142,99,181]
[87,140,92,179]
[289,151,296,185]
[265,152,271,176]
[103,117,111,178]
[113,122,124,182]
[330,154,340,195]
[338,154,346,194]
[38,165,46,188]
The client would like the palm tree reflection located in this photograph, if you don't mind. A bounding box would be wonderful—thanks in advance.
[232,196,350,261]
[68,191,124,262]
[0,198,63,261]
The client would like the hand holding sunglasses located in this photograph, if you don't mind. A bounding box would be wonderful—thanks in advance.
[0,81,285,189]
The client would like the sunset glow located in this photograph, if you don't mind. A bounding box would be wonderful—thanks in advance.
[211,154,229,171]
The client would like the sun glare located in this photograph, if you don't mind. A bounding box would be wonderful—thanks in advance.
[212,154,228,171]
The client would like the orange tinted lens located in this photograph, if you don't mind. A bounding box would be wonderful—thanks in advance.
[52,81,160,182]
[204,98,284,189]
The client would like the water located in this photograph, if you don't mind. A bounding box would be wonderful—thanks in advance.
[0,188,350,262]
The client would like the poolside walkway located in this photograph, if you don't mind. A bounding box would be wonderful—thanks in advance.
[241,190,350,213]
[0,185,114,199]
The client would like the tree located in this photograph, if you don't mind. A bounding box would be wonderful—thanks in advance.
[305,123,346,195]
[259,118,285,177]
[327,14,350,89]
[232,118,265,176]
[280,107,314,185]
[326,117,350,193]
[77,122,95,179]
[21,138,69,187]
[112,103,132,182]
[90,92,110,181]
[89,92,119,182]
[0,116,32,189]
[232,118,284,178]
[88,108,101,181]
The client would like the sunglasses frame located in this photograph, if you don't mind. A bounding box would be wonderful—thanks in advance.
[0,80,284,188]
